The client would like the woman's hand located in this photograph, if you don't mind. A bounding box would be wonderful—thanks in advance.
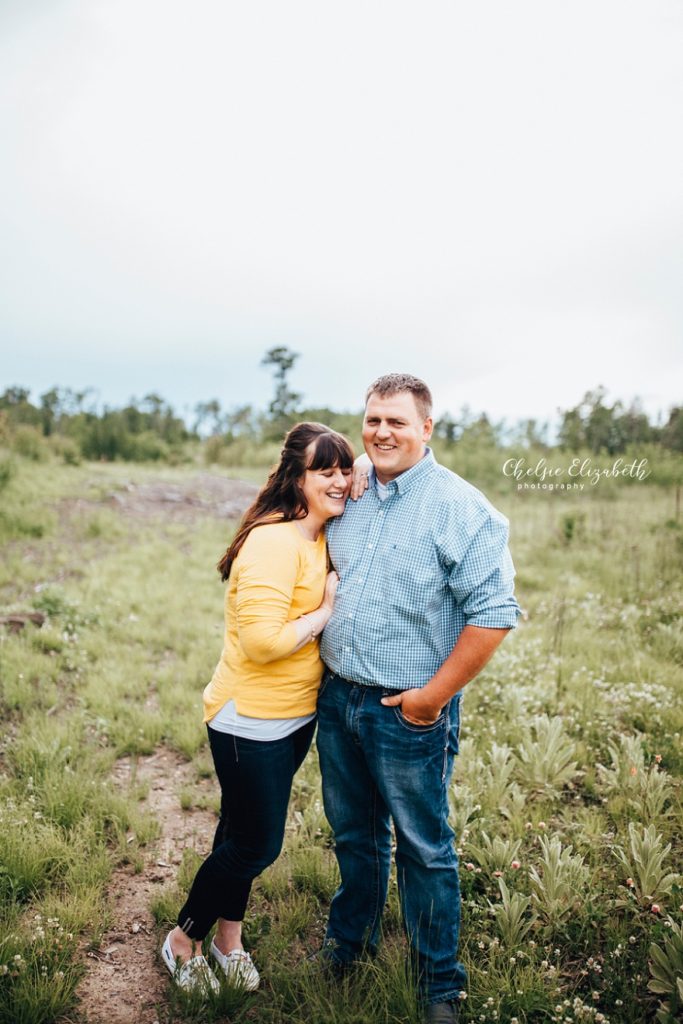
[291,571,339,652]
[351,454,372,500]
[322,570,340,611]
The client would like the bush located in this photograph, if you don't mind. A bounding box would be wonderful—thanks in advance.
[11,427,47,462]
[47,436,81,465]
[203,436,281,468]
[126,430,169,461]
[203,435,224,465]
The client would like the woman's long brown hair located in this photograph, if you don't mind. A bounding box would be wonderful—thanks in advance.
[217,422,354,581]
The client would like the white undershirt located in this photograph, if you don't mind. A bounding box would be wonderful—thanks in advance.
[208,699,315,741]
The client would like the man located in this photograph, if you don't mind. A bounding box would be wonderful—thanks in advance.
[317,373,520,1024]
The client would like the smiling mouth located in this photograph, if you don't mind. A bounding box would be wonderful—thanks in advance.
[375,444,395,451]
[327,491,345,499]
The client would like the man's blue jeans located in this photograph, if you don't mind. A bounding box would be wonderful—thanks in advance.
[317,671,467,1004]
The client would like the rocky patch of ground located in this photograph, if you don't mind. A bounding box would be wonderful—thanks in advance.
[65,473,260,524]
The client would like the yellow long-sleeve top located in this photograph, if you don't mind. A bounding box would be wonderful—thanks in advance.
[203,520,328,722]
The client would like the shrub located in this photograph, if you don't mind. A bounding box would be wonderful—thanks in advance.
[47,435,81,465]
[11,426,46,462]
[203,435,224,465]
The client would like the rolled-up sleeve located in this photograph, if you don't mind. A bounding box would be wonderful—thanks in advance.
[234,528,299,663]
[445,507,521,629]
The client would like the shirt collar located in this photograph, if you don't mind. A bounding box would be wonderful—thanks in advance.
[369,447,435,496]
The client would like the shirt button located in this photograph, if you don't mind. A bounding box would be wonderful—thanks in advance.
[367,543,373,548]
[348,613,353,619]
[345,646,351,652]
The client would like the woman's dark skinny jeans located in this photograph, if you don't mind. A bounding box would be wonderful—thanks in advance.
[177,718,315,940]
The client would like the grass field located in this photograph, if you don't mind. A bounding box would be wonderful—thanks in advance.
[0,454,682,1024]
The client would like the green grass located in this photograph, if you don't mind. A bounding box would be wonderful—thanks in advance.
[0,452,682,1023]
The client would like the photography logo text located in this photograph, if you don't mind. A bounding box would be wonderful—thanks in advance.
[502,456,650,491]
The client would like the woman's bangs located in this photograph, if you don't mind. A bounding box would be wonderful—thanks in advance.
[307,432,354,471]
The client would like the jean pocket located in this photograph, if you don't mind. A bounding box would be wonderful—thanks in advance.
[391,705,446,733]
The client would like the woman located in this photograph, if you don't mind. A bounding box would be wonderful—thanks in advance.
[161,422,354,994]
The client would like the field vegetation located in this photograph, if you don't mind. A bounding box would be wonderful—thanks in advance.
[0,420,682,1022]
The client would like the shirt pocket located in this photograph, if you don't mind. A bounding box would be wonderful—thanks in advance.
[381,543,444,606]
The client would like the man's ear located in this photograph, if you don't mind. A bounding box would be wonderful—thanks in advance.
[423,417,434,442]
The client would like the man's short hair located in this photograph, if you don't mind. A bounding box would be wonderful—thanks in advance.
[365,373,433,420]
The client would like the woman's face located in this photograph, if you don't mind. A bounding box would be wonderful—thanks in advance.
[300,462,352,523]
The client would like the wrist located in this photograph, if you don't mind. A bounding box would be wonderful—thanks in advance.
[300,613,318,644]
[320,601,334,617]
[419,683,445,716]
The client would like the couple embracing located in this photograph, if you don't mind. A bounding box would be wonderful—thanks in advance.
[161,373,520,1024]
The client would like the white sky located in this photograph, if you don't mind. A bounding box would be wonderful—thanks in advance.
[1,0,681,428]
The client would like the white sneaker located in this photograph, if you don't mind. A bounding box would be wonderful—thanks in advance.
[161,933,220,994]
[210,939,260,990]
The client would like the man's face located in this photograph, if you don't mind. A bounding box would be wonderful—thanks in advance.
[362,391,433,484]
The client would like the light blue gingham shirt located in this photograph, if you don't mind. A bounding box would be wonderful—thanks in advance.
[321,448,520,690]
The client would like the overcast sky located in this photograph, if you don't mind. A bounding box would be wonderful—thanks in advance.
[1,0,681,428]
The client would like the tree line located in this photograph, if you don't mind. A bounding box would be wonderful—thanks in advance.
[1,348,682,465]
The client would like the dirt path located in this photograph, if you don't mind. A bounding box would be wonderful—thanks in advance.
[74,749,217,1024]
[60,474,256,1021]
